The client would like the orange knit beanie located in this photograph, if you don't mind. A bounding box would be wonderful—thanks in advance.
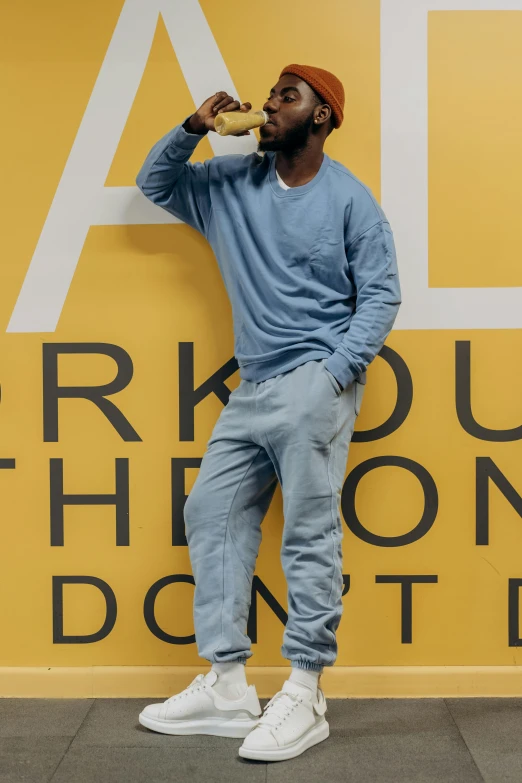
[279,64,345,129]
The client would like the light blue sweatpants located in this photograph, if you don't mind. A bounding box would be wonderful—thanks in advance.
[184,357,365,673]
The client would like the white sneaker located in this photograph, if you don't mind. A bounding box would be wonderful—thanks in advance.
[238,679,329,761]
[138,670,262,738]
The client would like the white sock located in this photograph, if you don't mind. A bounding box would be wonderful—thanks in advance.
[289,667,320,695]
[210,661,248,699]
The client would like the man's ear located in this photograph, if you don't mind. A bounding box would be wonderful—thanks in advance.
[314,103,333,130]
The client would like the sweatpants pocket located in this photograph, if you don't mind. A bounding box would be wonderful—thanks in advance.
[354,379,365,416]
[322,363,342,397]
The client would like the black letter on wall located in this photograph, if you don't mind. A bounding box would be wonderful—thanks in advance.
[376,575,438,643]
[52,575,117,643]
[43,343,141,442]
[179,343,239,441]
[342,456,438,546]
[353,345,413,442]
[456,341,522,442]
[508,579,522,647]
[171,457,202,546]
[476,457,522,545]
[50,458,130,546]
[144,575,196,645]
[247,576,288,643]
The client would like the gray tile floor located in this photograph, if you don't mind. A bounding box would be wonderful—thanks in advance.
[1,696,521,782]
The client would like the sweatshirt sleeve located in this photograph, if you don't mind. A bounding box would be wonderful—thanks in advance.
[135,115,212,237]
[324,219,402,390]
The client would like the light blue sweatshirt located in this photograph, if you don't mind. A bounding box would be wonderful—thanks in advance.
[136,117,401,390]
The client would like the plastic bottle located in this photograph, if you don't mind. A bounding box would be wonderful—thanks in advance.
[214,110,269,136]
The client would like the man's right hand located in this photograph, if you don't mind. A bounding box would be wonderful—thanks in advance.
[184,92,253,136]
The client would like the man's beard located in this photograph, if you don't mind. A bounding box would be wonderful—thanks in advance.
[257,110,315,153]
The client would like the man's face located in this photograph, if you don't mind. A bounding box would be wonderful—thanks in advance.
[258,74,320,153]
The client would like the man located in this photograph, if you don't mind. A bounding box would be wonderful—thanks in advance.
[136,65,401,762]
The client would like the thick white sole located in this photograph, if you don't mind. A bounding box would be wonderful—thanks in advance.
[138,711,260,738]
[238,718,330,761]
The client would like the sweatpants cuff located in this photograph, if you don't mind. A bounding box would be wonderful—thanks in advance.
[209,656,248,665]
[291,659,324,673]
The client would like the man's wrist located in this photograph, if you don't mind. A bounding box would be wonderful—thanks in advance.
[183,114,208,135]
[324,352,356,391]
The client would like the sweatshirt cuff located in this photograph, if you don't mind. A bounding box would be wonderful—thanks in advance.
[169,114,208,151]
[324,352,358,391]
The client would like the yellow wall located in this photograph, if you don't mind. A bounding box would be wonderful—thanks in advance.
[2,0,522,697]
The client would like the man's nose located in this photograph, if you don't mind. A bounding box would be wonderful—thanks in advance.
[263,97,277,115]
